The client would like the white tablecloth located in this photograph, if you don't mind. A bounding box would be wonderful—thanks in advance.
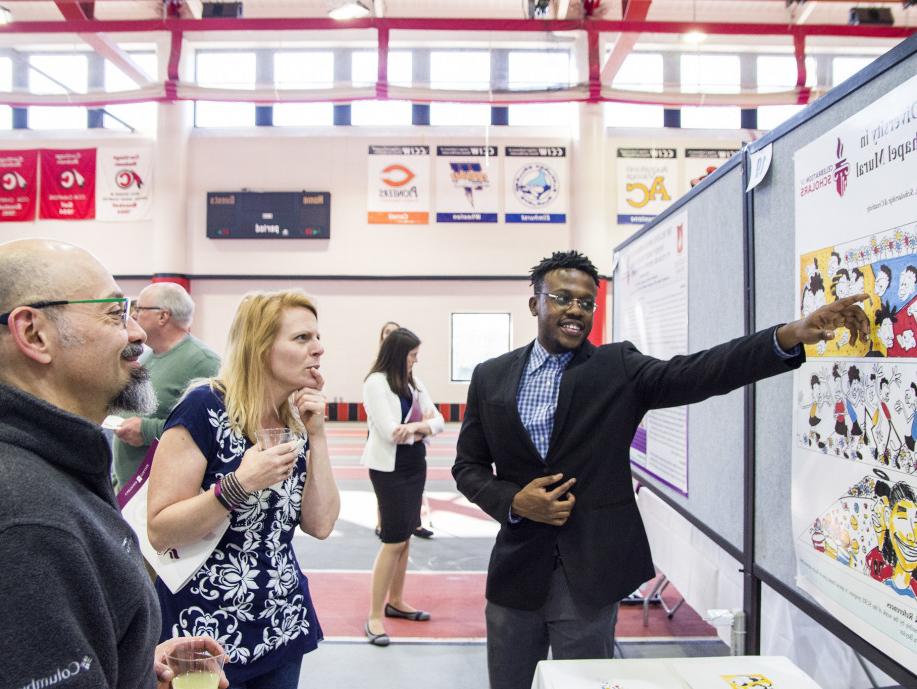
[531,655,824,689]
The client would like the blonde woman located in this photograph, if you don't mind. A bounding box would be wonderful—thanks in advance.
[362,327,444,645]
[147,290,340,688]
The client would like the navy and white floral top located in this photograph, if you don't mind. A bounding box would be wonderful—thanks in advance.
[156,385,322,684]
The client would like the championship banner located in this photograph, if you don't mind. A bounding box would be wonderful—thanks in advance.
[435,146,499,223]
[39,148,96,220]
[0,149,38,222]
[97,147,152,222]
[367,145,430,224]
[792,72,917,672]
[684,147,739,189]
[616,147,678,225]
[504,146,568,224]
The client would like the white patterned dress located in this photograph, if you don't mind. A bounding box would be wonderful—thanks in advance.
[155,385,322,684]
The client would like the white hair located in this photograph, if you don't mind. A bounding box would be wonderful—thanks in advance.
[147,282,195,327]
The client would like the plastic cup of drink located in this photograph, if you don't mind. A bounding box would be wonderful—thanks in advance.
[255,427,306,490]
[165,640,226,689]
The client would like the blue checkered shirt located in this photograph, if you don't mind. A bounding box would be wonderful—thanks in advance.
[517,340,574,460]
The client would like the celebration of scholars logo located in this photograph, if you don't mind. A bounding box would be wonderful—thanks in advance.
[834,137,850,197]
[19,656,92,689]
[799,136,852,199]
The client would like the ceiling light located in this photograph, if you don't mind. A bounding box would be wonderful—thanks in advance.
[328,1,371,20]
[682,30,707,45]
[0,6,12,25]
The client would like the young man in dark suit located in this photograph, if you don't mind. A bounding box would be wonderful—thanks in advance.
[452,250,869,689]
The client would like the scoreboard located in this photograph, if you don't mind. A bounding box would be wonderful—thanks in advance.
[206,191,331,239]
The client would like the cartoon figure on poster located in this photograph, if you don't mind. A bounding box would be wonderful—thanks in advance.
[799,225,917,358]
[803,470,917,602]
[797,362,917,474]
[721,675,774,689]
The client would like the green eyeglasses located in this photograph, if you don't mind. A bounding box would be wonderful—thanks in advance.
[537,292,597,312]
[0,297,132,326]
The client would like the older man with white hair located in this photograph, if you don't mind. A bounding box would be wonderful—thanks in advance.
[113,281,219,489]
[0,239,226,689]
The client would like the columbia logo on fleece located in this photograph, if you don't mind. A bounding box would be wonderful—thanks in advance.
[19,656,92,688]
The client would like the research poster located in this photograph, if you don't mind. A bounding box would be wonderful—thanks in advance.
[435,145,499,223]
[367,144,430,224]
[614,212,689,494]
[503,145,568,224]
[792,72,917,671]
[97,147,153,221]
[616,147,678,225]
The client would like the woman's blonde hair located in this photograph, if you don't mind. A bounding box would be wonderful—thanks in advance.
[210,289,317,442]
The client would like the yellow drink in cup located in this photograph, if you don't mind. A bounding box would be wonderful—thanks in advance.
[165,639,226,689]
[172,672,220,689]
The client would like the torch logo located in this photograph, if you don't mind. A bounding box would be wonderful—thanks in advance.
[1,171,26,191]
[116,170,144,190]
[59,168,85,189]
[834,137,849,197]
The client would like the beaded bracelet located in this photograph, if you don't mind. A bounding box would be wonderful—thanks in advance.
[221,471,252,507]
[213,478,237,512]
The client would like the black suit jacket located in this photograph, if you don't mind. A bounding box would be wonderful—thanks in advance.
[452,326,804,611]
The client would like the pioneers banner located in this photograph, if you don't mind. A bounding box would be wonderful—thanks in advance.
[792,72,917,671]
[367,144,430,224]
[97,147,152,222]
[40,148,96,220]
[0,149,38,222]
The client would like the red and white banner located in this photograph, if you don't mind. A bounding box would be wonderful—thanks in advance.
[40,148,96,220]
[97,147,152,221]
[0,150,38,222]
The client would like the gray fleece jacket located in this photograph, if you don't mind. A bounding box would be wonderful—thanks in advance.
[0,383,161,689]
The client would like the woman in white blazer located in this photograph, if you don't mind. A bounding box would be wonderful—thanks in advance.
[361,328,444,646]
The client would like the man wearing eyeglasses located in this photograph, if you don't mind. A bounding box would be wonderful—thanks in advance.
[112,282,219,490]
[452,250,871,689]
[0,239,227,689]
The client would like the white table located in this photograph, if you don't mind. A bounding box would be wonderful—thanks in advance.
[531,655,824,689]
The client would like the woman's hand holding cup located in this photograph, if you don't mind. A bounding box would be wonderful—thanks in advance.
[236,438,301,492]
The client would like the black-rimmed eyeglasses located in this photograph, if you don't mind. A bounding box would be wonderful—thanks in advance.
[536,292,597,312]
[0,297,132,326]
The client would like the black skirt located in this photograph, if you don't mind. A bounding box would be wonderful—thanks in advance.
[369,441,427,543]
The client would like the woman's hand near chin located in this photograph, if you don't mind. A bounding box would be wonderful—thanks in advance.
[293,368,327,436]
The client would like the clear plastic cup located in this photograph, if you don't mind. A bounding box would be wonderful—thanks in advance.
[255,427,305,490]
[165,640,226,689]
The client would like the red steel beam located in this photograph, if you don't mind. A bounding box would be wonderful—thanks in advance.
[0,18,912,39]
[793,33,811,104]
[376,25,389,100]
[600,0,653,86]
[165,29,183,100]
[588,28,601,102]
[52,0,152,85]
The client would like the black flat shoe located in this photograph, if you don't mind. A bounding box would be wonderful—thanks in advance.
[384,603,431,621]
[364,621,390,646]
[413,526,434,539]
